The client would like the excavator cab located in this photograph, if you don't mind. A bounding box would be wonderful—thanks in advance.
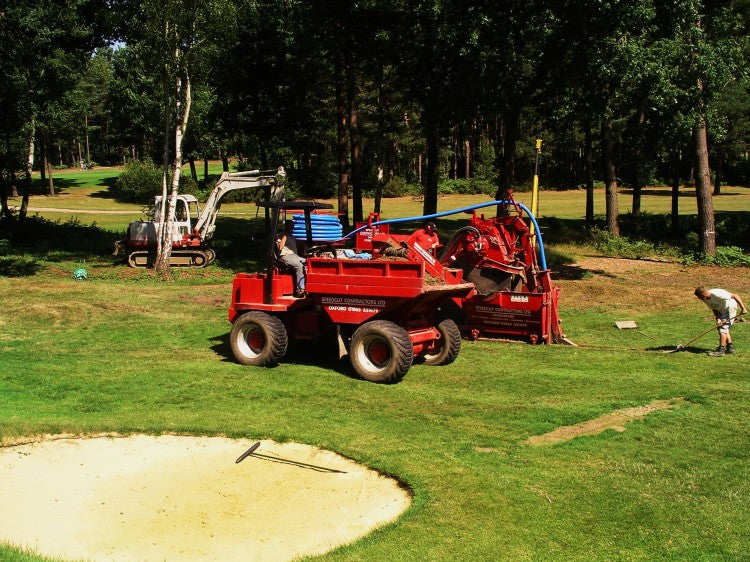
[152,194,200,242]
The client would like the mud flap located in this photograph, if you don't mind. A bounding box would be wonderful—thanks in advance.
[337,326,349,359]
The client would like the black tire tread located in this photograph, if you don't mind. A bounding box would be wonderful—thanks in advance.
[230,311,288,366]
[422,318,462,366]
[350,320,413,384]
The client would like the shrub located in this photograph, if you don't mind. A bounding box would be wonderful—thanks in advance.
[439,178,495,196]
[383,176,418,198]
[178,175,201,198]
[591,228,658,259]
[0,255,40,277]
[113,159,162,204]
[707,246,750,267]
[114,160,207,205]
[9,216,115,256]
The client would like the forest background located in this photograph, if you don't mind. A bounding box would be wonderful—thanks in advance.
[2,0,750,260]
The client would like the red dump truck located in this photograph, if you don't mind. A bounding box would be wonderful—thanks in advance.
[228,196,569,383]
[228,200,472,383]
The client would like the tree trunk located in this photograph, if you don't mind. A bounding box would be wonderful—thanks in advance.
[374,164,384,214]
[84,115,90,164]
[451,130,457,179]
[335,52,349,230]
[693,119,715,256]
[10,171,18,200]
[156,62,172,273]
[157,60,193,275]
[348,72,362,225]
[602,117,619,236]
[584,122,595,226]
[671,149,680,236]
[42,129,54,198]
[712,147,722,195]
[203,157,208,185]
[26,121,35,181]
[494,110,519,215]
[0,170,11,224]
[632,105,646,217]
[188,157,197,181]
[20,121,35,218]
[424,119,439,216]
[632,168,643,217]
[220,149,229,172]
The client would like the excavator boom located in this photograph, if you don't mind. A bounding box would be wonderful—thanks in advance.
[194,167,286,241]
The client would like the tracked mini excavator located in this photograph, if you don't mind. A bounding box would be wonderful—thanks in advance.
[115,167,285,268]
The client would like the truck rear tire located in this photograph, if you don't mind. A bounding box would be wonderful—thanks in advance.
[350,320,413,384]
[230,312,288,366]
[421,318,461,366]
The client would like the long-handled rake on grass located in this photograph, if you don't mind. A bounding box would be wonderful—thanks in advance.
[662,314,744,354]
[661,324,717,354]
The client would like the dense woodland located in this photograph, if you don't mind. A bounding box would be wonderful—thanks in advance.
[2,0,750,261]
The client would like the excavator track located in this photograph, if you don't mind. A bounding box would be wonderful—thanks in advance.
[127,249,214,268]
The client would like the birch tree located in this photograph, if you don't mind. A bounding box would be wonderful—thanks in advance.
[133,0,233,275]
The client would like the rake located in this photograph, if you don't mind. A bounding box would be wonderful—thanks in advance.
[661,324,717,354]
[662,313,743,354]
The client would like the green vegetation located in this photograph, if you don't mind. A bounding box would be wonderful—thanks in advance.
[112,159,163,203]
[1,170,749,559]
[1,263,748,560]
[3,1,749,235]
[5,168,750,273]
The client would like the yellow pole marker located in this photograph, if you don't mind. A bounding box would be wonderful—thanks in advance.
[530,139,542,245]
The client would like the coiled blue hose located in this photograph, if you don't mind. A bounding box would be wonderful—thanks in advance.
[342,200,548,271]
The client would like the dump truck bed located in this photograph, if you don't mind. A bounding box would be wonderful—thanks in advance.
[306,257,473,325]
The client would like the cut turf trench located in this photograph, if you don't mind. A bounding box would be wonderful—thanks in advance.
[0,434,412,561]
[522,398,688,446]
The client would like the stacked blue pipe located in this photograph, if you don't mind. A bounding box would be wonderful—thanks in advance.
[292,213,343,241]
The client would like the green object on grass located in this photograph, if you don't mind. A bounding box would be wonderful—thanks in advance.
[73,267,87,280]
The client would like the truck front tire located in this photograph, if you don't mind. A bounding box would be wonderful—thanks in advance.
[230,312,288,366]
[350,320,413,384]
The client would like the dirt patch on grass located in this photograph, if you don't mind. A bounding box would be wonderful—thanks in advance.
[553,257,750,314]
[523,398,687,446]
[0,434,411,561]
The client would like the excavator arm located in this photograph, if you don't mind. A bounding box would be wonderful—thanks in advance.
[194,167,286,242]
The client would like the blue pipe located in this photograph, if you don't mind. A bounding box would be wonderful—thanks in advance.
[342,200,548,271]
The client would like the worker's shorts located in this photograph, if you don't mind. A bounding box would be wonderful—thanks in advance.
[717,308,737,334]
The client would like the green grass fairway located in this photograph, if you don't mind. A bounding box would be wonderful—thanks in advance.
[0,263,748,560]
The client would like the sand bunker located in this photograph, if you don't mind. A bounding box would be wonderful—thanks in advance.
[0,434,411,561]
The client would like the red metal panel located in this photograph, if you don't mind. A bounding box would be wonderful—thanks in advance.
[228,273,296,320]
[318,295,390,324]
[306,258,424,296]
[462,290,552,343]
[355,221,389,252]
